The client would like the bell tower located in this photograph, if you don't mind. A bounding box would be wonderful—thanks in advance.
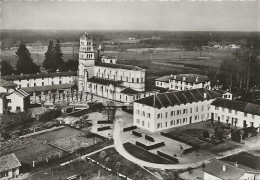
[78,32,95,92]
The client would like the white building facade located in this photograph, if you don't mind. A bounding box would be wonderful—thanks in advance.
[169,74,211,91]
[78,32,151,103]
[6,89,30,113]
[155,75,171,89]
[133,88,221,132]
[210,98,260,129]
[1,71,77,89]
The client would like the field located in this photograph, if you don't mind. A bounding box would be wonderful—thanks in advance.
[89,147,159,180]
[221,152,260,170]
[32,126,83,142]
[14,143,64,164]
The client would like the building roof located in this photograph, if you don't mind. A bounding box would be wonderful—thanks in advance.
[88,77,123,86]
[7,88,30,98]
[120,87,140,94]
[22,83,74,93]
[134,88,221,109]
[0,153,21,172]
[1,71,77,81]
[203,159,257,180]
[155,75,172,82]
[169,74,210,84]
[211,98,260,116]
[96,62,143,71]
[0,79,17,88]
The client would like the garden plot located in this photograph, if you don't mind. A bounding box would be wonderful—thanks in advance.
[0,137,41,155]
[14,143,64,164]
[51,135,103,152]
[32,126,83,142]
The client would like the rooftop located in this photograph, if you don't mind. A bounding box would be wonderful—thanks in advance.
[1,71,77,81]
[211,98,260,116]
[88,77,123,86]
[155,75,172,82]
[134,88,221,109]
[96,62,143,71]
[11,88,30,98]
[0,79,17,88]
[120,87,140,94]
[0,153,21,172]
[203,159,258,180]
[22,83,74,93]
[169,74,210,84]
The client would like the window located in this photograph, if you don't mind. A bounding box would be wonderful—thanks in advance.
[136,119,140,124]
[183,118,186,123]
[132,78,134,83]
[228,109,232,113]
[142,121,144,126]
[165,122,167,127]
[142,111,145,116]
[147,113,151,118]
[52,82,54,85]
[177,119,180,124]
[16,106,21,111]
[215,107,219,110]
[42,82,44,86]
[201,106,204,111]
[222,107,225,112]
[157,114,160,119]
[190,108,192,113]
[137,110,140,115]
[137,78,139,83]
[235,111,238,115]
[177,110,181,115]
[170,120,173,126]
[34,83,36,86]
[244,113,247,117]
[196,106,199,112]
[222,115,224,120]
[165,112,168,118]
[148,122,150,128]
[157,123,161,129]
[252,115,255,119]
[27,83,29,87]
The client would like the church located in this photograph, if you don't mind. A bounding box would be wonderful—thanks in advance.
[78,32,155,104]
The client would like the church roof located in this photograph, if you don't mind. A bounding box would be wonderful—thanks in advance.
[1,71,77,81]
[96,62,143,71]
[88,77,123,86]
[22,83,74,93]
[211,98,260,116]
[134,88,221,109]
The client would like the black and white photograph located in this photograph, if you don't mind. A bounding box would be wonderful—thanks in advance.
[0,0,259,179]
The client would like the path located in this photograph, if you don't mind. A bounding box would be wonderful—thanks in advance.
[113,117,248,170]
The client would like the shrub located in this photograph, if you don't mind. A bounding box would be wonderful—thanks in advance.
[100,151,107,158]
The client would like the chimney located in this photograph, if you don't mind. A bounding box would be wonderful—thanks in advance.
[183,76,186,81]
[204,92,207,99]
[223,165,226,172]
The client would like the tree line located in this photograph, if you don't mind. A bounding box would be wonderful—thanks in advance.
[1,40,78,76]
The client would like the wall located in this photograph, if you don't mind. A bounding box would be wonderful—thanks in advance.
[203,172,222,180]
[155,81,169,89]
[7,93,24,113]
[211,105,260,129]
[133,99,213,132]
[169,79,211,91]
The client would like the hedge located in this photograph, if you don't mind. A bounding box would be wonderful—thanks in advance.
[135,141,165,150]
[145,135,155,142]
[97,126,111,131]
[182,147,199,155]
[132,131,142,137]
[157,151,179,163]
[123,126,137,132]
[97,121,113,124]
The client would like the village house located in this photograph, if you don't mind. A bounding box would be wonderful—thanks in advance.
[169,74,211,91]
[203,159,260,180]
[133,88,221,132]
[210,98,260,129]
[0,79,17,93]
[6,89,30,113]
[155,75,171,89]
[100,55,117,64]
[0,153,21,180]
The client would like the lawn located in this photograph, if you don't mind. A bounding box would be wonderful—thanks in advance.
[32,126,83,142]
[89,147,159,180]
[221,152,260,170]
[123,142,173,164]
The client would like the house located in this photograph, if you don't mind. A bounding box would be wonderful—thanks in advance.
[203,159,259,180]
[211,98,260,129]
[0,79,17,93]
[155,75,171,89]
[213,90,233,100]
[6,89,30,113]
[0,153,21,180]
[133,88,221,132]
[1,71,77,89]
[100,55,117,64]
[169,74,211,91]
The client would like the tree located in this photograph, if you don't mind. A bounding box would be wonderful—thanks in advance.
[103,101,117,121]
[16,43,39,74]
[0,61,14,76]
[43,41,54,69]
[53,39,64,70]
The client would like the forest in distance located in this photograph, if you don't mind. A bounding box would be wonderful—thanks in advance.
[1,29,260,50]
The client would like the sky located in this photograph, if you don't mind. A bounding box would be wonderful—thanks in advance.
[2,1,259,31]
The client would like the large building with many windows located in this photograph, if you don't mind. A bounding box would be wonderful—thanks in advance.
[78,32,153,103]
[211,98,260,129]
[133,88,221,132]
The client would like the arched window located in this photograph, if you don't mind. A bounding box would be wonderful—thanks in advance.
[137,78,139,83]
